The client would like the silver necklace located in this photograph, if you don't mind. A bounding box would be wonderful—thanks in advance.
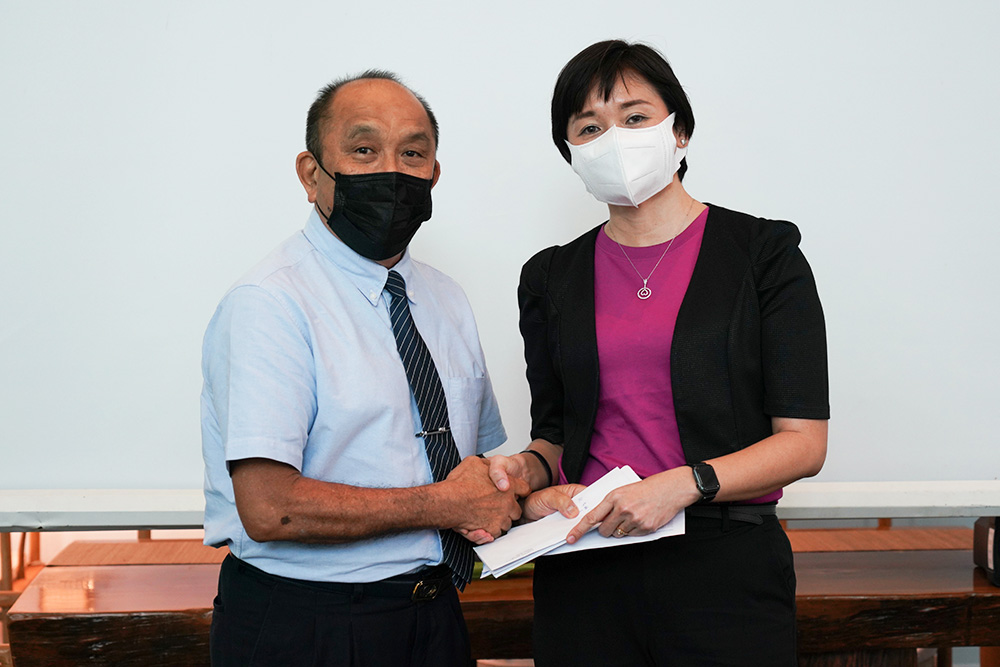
[614,234,675,300]
[609,200,696,300]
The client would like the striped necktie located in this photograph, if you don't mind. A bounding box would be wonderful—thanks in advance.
[384,270,473,589]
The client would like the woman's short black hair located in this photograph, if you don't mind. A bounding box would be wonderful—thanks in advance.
[551,40,694,180]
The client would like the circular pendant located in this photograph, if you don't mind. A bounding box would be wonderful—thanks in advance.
[637,286,652,300]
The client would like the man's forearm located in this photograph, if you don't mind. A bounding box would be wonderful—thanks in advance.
[231,457,525,544]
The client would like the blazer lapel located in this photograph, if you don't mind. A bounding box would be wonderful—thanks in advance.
[548,226,601,482]
[672,204,750,461]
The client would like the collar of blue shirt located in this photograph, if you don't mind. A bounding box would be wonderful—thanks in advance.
[302,208,418,308]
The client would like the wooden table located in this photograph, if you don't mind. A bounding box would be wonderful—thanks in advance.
[795,550,999,666]
[8,544,1000,666]
[8,563,217,666]
[458,549,1000,667]
[6,540,224,667]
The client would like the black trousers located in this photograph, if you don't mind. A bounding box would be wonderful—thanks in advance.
[210,555,471,667]
[532,512,798,667]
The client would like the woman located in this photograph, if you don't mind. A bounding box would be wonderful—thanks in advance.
[497,40,829,666]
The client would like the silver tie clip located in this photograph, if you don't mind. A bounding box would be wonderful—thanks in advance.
[415,426,451,438]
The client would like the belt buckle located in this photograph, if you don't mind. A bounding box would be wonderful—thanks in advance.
[411,578,442,601]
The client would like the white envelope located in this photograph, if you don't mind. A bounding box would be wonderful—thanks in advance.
[475,465,685,578]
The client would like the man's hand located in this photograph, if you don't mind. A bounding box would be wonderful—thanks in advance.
[457,452,538,545]
[441,456,530,541]
[458,482,583,545]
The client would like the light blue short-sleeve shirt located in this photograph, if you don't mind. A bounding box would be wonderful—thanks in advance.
[201,211,506,582]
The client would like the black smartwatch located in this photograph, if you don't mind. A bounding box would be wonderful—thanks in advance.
[690,462,720,503]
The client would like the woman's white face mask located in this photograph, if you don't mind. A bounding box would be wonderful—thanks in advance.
[566,113,686,208]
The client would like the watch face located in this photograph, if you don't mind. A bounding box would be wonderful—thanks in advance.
[694,463,720,496]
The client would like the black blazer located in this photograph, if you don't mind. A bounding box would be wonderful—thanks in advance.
[518,204,830,484]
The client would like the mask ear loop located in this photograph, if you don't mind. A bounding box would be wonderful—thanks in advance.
[663,113,687,177]
[312,154,338,222]
[313,154,339,182]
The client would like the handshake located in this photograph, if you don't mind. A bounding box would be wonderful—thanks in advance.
[441,451,583,546]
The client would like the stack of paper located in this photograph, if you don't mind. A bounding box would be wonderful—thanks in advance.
[474,465,685,578]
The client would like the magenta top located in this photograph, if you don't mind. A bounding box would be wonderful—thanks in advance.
[558,206,781,504]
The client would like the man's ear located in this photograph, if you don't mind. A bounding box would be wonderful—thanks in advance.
[295,151,320,203]
[430,160,441,189]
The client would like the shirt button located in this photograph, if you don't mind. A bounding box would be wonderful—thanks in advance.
[408,290,414,298]
[370,292,377,300]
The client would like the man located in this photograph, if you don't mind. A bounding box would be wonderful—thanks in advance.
[201,71,527,666]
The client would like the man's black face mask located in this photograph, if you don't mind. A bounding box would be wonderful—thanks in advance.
[316,159,433,261]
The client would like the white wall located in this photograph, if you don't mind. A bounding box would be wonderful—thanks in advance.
[2,1,998,490]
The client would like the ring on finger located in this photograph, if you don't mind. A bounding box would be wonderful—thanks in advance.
[615,526,629,537]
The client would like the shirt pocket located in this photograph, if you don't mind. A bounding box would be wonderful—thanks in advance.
[445,376,486,457]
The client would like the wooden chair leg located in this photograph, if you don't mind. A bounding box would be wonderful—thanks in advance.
[15,535,25,581]
[1,533,13,646]
[0,535,11,592]
[28,533,40,564]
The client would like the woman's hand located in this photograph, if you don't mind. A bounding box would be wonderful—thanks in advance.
[522,484,585,522]
[485,453,532,492]
[566,467,700,544]
[486,440,563,494]
[457,482,582,542]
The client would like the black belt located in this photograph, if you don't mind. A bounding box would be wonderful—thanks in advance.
[230,555,453,602]
[686,504,777,525]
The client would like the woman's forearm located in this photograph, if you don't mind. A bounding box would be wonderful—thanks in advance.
[706,417,828,503]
